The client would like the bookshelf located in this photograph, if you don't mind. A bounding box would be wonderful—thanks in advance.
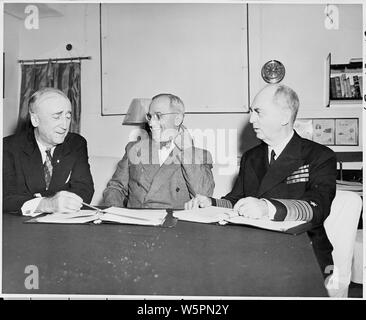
[325,54,363,107]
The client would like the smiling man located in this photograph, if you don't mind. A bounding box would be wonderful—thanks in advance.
[3,88,94,215]
[103,93,214,209]
[185,84,337,275]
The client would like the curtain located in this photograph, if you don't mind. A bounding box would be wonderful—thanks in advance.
[17,60,81,133]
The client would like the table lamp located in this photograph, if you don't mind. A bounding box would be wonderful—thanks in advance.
[122,98,151,125]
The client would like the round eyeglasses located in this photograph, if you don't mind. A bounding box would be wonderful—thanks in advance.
[145,112,180,122]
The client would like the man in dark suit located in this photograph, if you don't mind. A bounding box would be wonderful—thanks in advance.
[3,88,94,215]
[103,93,214,209]
[185,84,337,274]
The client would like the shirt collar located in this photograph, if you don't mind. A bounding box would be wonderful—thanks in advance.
[158,142,176,166]
[35,135,56,162]
[268,130,294,159]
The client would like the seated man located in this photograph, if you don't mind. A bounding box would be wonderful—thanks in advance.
[103,93,215,209]
[186,84,337,275]
[3,88,94,215]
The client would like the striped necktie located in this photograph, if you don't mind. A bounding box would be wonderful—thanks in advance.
[44,149,53,190]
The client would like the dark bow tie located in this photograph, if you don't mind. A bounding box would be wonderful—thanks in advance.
[160,141,172,149]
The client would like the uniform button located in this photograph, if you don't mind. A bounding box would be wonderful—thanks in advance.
[176,187,180,192]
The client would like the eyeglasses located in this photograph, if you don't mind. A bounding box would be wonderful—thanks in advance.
[145,112,179,122]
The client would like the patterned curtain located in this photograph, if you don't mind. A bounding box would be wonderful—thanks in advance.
[17,60,81,133]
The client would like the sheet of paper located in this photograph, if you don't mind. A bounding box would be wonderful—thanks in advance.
[173,207,238,223]
[227,216,307,232]
[102,207,168,225]
[173,207,307,232]
[29,210,98,224]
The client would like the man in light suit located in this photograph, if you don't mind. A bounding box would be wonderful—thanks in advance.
[3,88,94,215]
[186,84,337,274]
[103,93,215,209]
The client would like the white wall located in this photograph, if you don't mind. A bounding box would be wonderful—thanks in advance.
[3,13,21,136]
[248,3,363,152]
[3,3,363,157]
[7,3,254,163]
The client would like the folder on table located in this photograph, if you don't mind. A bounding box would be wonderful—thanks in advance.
[173,207,311,235]
[26,207,169,227]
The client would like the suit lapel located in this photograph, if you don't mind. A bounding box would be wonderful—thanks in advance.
[144,145,181,199]
[128,138,161,191]
[20,130,47,193]
[257,133,304,197]
[248,143,268,187]
[48,136,72,190]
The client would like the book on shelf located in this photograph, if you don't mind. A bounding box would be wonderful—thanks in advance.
[340,74,346,98]
[334,76,342,98]
[353,75,361,98]
[359,75,363,95]
[331,74,362,100]
[25,207,169,226]
[173,207,311,235]
[345,77,352,98]
[349,58,362,64]
[330,77,337,99]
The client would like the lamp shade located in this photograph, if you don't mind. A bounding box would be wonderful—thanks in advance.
[123,98,151,125]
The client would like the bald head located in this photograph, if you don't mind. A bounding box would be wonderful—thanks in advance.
[250,84,299,146]
[256,84,299,124]
[150,93,185,114]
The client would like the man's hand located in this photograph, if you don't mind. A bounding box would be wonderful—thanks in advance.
[184,194,212,210]
[233,197,269,219]
[37,191,83,213]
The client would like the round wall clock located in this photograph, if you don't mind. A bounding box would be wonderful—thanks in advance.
[261,60,286,84]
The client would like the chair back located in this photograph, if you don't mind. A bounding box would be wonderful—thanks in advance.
[324,190,362,297]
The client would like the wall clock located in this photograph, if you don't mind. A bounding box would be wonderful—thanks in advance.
[261,60,286,84]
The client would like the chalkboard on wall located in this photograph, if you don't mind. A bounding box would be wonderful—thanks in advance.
[101,3,249,115]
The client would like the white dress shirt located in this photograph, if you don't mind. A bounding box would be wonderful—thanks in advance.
[158,142,176,166]
[21,141,55,216]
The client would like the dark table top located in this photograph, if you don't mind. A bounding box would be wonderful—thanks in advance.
[2,213,328,297]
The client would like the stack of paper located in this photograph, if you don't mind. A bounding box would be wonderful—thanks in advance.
[27,207,168,226]
[173,206,238,223]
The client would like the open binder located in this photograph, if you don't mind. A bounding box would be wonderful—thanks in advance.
[26,207,169,227]
[173,207,311,235]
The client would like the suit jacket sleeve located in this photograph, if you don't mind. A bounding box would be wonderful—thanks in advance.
[3,140,34,213]
[64,137,94,204]
[221,154,246,205]
[268,150,337,225]
[179,147,215,198]
[102,144,131,207]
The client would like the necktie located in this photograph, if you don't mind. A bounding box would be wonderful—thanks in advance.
[269,149,276,167]
[44,149,53,190]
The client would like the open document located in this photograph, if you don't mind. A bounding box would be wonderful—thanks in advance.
[26,207,168,227]
[173,207,311,235]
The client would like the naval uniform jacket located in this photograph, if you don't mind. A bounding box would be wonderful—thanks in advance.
[222,132,337,272]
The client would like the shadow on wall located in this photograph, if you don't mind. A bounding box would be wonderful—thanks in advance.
[213,120,261,197]
[238,120,261,155]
